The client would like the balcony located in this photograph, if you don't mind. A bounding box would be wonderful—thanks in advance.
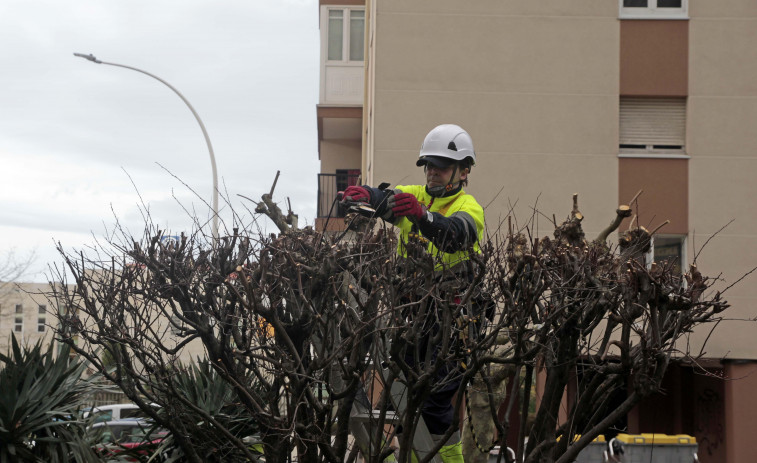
[316,170,361,231]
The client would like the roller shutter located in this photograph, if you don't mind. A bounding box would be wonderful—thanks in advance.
[619,98,686,150]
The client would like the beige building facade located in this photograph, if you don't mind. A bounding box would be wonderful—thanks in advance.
[0,280,206,374]
[0,282,58,354]
[316,1,757,461]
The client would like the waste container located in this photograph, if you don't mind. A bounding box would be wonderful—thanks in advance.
[501,435,606,463]
[571,435,607,463]
[605,433,698,463]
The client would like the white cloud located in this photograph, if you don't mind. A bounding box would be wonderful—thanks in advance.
[0,0,321,282]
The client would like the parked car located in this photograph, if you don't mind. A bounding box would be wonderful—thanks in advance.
[83,403,158,423]
[90,419,168,461]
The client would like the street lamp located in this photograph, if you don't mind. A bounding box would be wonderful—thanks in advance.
[73,53,219,239]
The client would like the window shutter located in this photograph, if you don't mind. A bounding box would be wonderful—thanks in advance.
[619,98,686,148]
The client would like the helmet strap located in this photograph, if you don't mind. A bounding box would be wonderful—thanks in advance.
[426,164,462,197]
[445,165,459,192]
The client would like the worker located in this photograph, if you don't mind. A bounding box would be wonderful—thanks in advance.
[341,124,485,463]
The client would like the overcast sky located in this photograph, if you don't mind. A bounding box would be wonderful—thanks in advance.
[0,0,321,282]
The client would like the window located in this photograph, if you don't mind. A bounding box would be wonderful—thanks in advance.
[320,6,366,104]
[327,10,343,61]
[335,169,361,193]
[652,235,686,275]
[121,408,149,420]
[14,317,23,332]
[92,410,113,423]
[619,98,686,155]
[326,8,364,62]
[15,304,23,314]
[37,318,46,333]
[620,0,688,19]
[38,304,46,314]
[333,169,362,218]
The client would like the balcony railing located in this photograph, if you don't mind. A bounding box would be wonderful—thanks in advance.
[317,171,361,218]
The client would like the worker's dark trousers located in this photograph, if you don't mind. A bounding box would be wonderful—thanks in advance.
[419,364,461,435]
[404,327,462,435]
[399,278,484,435]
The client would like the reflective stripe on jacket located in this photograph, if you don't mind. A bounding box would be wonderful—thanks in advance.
[395,185,484,269]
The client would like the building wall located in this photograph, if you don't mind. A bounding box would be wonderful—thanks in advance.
[335,0,757,460]
[685,0,757,358]
[368,0,620,239]
[0,281,206,366]
[0,282,56,353]
[724,361,757,462]
[320,138,362,174]
[364,0,757,360]
[619,20,688,97]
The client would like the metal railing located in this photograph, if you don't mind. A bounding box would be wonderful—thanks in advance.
[317,172,361,218]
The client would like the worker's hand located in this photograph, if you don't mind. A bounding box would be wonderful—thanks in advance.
[342,185,370,204]
[391,193,425,221]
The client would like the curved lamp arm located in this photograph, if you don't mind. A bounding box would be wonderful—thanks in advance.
[74,53,219,239]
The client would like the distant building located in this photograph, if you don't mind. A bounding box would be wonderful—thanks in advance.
[315,1,757,461]
[0,282,57,353]
[0,280,205,370]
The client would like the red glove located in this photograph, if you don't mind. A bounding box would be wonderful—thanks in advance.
[391,193,425,221]
[342,185,370,203]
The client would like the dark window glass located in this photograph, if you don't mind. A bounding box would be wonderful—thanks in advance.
[121,408,148,419]
[335,169,362,218]
[654,236,684,275]
[624,0,648,6]
[658,0,682,7]
[92,410,113,423]
[652,145,683,150]
[335,169,350,193]
[335,169,361,193]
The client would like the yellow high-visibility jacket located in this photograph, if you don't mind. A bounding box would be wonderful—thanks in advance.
[394,185,484,270]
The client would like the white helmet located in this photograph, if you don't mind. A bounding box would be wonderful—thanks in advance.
[417,124,476,168]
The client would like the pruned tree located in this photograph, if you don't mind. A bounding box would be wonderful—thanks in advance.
[46,182,737,463]
[462,193,733,463]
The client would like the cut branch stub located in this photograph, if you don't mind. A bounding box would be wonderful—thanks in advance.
[554,194,585,246]
[571,193,583,222]
[618,226,651,261]
[250,172,298,234]
[594,204,633,244]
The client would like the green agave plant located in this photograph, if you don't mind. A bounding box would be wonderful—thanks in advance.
[0,334,100,463]
[154,360,262,462]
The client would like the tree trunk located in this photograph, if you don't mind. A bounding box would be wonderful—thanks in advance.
[462,365,508,463]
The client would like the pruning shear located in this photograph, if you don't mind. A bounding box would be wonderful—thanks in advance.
[337,193,377,218]
[337,182,390,218]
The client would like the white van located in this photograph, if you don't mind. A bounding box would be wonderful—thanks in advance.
[84,403,157,423]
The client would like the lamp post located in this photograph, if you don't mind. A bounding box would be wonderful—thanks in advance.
[74,53,219,239]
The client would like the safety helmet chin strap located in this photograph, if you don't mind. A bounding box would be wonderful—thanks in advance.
[426,164,460,197]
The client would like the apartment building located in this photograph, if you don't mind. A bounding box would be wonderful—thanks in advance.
[0,282,57,353]
[316,1,757,461]
[0,280,206,369]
